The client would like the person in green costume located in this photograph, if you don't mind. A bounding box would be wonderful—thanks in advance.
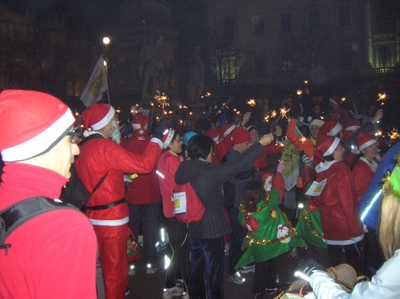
[236,165,307,299]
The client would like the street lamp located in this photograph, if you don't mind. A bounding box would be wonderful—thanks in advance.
[102,37,111,76]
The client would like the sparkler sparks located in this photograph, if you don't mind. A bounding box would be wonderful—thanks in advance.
[247,99,256,107]
[377,93,387,105]
[388,128,399,141]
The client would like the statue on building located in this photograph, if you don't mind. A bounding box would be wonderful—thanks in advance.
[186,46,205,104]
[139,34,165,102]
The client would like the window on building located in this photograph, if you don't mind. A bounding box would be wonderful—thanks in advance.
[378,46,392,68]
[223,16,234,40]
[308,8,320,30]
[338,5,351,27]
[282,60,292,74]
[281,13,291,33]
[254,55,265,77]
[253,16,264,37]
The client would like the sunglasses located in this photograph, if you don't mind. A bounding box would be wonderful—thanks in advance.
[66,130,80,144]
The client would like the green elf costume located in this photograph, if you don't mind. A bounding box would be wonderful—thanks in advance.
[235,176,306,269]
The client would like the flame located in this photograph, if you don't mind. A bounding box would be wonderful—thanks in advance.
[247,99,256,107]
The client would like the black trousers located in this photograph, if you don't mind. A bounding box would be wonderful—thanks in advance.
[327,241,363,275]
[253,256,278,293]
[227,207,248,275]
[128,201,161,265]
[188,236,225,299]
[165,217,190,289]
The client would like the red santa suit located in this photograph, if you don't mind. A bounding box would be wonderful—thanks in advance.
[309,160,364,244]
[352,157,378,204]
[75,104,163,299]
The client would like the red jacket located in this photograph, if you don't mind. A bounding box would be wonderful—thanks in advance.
[0,163,97,299]
[309,160,364,245]
[157,150,182,218]
[121,131,161,205]
[352,157,377,204]
[254,143,283,175]
[75,133,162,223]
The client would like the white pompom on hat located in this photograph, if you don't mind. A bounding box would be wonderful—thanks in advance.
[0,90,75,162]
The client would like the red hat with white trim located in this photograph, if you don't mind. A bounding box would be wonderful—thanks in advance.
[318,121,343,138]
[345,119,360,132]
[131,114,149,134]
[315,136,340,157]
[81,103,115,130]
[0,90,75,162]
[329,96,340,105]
[357,133,377,151]
[220,123,236,139]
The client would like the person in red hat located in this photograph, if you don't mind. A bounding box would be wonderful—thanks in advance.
[309,136,364,274]
[327,96,350,127]
[75,103,169,299]
[120,114,162,275]
[222,127,262,284]
[0,90,97,299]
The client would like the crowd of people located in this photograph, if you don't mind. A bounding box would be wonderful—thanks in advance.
[1,89,399,299]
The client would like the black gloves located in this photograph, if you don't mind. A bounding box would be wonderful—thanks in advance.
[294,258,324,280]
[152,118,168,140]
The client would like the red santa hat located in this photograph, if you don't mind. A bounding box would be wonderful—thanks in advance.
[220,123,236,139]
[357,133,377,151]
[230,127,251,145]
[0,90,75,162]
[81,103,115,130]
[318,121,343,138]
[345,119,360,132]
[329,96,340,105]
[131,114,149,134]
[206,128,220,142]
[314,136,341,165]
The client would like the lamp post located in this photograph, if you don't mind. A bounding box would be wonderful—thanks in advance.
[102,37,110,76]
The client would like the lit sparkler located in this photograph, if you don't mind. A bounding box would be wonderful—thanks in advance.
[388,128,399,141]
[247,99,256,107]
[377,93,387,106]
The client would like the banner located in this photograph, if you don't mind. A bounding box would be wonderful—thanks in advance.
[80,55,108,107]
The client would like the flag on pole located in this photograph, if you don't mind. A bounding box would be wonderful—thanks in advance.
[80,55,108,107]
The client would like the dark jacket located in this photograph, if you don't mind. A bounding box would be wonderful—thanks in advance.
[175,143,264,239]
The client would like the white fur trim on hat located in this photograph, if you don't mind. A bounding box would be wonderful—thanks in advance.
[345,125,360,132]
[2,109,75,162]
[323,137,340,157]
[328,122,343,136]
[91,106,115,130]
[163,129,175,148]
[223,124,236,137]
[309,119,325,128]
[359,139,377,151]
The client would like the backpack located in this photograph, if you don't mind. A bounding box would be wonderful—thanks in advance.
[60,164,107,208]
[172,183,205,224]
[60,134,107,208]
[0,197,73,255]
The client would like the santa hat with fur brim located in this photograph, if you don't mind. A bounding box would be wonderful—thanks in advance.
[357,133,378,151]
[0,90,75,162]
[81,103,115,131]
[131,114,149,134]
[314,136,341,166]
[318,121,343,138]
